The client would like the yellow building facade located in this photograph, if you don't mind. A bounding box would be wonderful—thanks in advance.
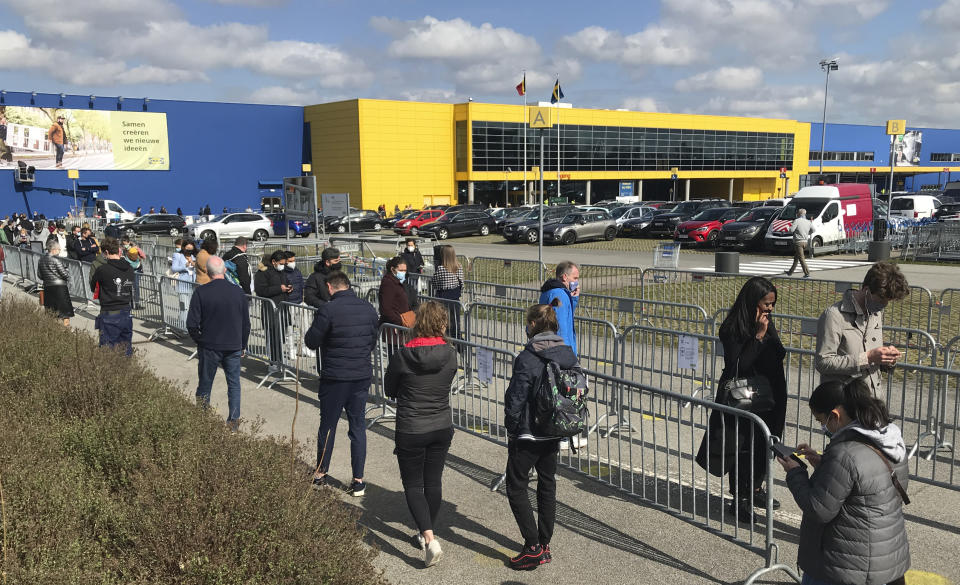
[306,99,815,210]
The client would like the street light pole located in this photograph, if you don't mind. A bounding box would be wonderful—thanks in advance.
[818,58,839,175]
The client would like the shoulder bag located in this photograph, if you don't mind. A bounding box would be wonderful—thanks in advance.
[723,339,776,413]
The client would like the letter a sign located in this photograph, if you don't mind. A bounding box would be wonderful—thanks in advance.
[529,107,553,128]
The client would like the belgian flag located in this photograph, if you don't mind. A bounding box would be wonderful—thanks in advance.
[515,75,525,96]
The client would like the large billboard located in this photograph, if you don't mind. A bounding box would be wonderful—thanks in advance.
[0,106,169,171]
[893,130,922,167]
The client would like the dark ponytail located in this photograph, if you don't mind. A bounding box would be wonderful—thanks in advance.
[809,379,892,430]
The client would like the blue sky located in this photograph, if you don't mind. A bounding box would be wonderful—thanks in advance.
[1,0,958,127]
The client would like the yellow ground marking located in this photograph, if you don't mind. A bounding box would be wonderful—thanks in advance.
[906,570,953,585]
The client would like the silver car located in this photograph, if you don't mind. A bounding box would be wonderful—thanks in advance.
[542,210,617,245]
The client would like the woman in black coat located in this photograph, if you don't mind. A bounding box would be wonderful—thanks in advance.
[384,301,458,568]
[378,256,419,327]
[696,276,787,522]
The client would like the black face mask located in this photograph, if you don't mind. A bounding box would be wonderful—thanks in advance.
[328,262,342,271]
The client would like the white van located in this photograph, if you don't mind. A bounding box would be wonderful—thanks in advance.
[765,184,874,253]
[96,199,136,222]
[889,194,941,220]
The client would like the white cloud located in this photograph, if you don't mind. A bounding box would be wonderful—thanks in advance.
[373,16,540,62]
[247,85,321,105]
[922,0,960,26]
[562,25,700,67]
[621,97,658,112]
[675,67,763,92]
[203,0,286,5]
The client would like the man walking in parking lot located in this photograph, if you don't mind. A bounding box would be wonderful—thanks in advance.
[785,208,813,278]
[538,261,580,355]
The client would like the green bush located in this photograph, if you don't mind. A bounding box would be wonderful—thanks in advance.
[0,299,385,585]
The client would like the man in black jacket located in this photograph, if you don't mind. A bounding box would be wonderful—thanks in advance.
[90,238,135,356]
[77,228,100,263]
[221,236,251,294]
[304,270,379,497]
[187,255,250,431]
[303,247,341,308]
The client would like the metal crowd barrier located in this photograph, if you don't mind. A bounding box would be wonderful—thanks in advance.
[132,273,164,326]
[2,245,22,279]
[278,302,320,379]
[939,289,960,360]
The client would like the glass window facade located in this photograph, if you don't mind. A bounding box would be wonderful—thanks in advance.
[809,150,875,161]
[931,153,960,162]
[471,121,794,172]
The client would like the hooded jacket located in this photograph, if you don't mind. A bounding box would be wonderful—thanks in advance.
[304,261,338,307]
[254,261,289,305]
[538,279,578,355]
[90,258,134,312]
[504,332,579,441]
[384,337,458,434]
[785,422,910,585]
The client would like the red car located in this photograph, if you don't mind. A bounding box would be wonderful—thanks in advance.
[674,207,742,246]
[393,209,444,235]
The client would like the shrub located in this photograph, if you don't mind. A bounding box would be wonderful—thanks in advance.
[0,299,385,584]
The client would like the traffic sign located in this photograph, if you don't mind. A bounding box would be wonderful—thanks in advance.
[780,173,786,179]
[529,107,553,128]
[67,169,79,179]
[670,173,678,181]
[780,167,787,173]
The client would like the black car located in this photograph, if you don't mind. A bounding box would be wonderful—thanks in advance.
[935,201,960,221]
[718,206,782,250]
[643,199,731,237]
[502,207,574,243]
[104,214,186,238]
[417,211,497,240]
[493,207,534,231]
[323,210,384,233]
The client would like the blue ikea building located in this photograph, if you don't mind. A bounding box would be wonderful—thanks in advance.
[2,90,958,218]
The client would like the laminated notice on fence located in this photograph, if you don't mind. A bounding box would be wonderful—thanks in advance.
[477,348,494,384]
[678,335,698,369]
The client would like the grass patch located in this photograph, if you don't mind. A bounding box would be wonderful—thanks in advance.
[0,298,385,585]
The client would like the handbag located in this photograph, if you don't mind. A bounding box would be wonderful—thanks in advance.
[400,310,416,329]
[722,339,775,413]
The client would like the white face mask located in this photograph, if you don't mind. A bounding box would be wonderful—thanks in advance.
[407,245,416,252]
[286,261,296,270]
[275,264,285,272]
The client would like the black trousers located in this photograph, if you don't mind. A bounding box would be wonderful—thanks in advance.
[506,439,560,547]
[395,427,454,534]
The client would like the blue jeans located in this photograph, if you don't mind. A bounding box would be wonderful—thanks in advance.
[196,347,242,422]
[316,378,370,479]
[96,311,133,356]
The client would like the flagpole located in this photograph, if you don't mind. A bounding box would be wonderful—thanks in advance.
[522,70,527,206]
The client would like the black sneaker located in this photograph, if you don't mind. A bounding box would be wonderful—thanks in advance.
[753,489,781,510]
[311,475,326,489]
[510,544,545,570]
[729,498,753,523]
[541,543,551,563]
[349,480,366,497]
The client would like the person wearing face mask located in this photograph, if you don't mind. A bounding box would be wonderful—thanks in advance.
[255,250,292,364]
[778,379,909,585]
[379,256,416,332]
[305,247,342,308]
[76,228,99,263]
[400,238,424,279]
[816,261,910,397]
[66,226,82,260]
[283,251,304,304]
[538,261,580,356]
[696,276,787,522]
[46,223,68,259]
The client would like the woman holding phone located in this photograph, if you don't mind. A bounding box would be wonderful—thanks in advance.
[696,276,787,522]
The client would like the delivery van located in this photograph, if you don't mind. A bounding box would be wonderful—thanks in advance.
[889,193,941,220]
[95,199,135,222]
[764,184,873,253]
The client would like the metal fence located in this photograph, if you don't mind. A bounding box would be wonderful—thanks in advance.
[469,256,544,285]
[899,221,960,262]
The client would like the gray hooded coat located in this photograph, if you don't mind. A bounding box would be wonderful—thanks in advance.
[785,422,910,585]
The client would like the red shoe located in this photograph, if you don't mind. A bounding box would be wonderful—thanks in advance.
[509,544,545,570]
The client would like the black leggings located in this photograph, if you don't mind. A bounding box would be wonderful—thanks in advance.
[506,439,560,547]
[395,427,454,534]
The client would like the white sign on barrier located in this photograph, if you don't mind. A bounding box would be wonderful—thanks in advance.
[678,335,698,369]
[477,348,494,384]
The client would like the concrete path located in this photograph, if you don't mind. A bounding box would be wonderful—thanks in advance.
[7,281,959,585]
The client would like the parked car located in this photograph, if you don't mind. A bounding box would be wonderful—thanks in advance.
[105,213,186,238]
[386,209,420,228]
[674,207,742,247]
[268,213,314,237]
[890,194,942,220]
[543,211,617,245]
[731,200,765,209]
[619,209,660,237]
[188,212,274,242]
[643,199,731,237]
[719,206,782,250]
[417,211,497,240]
[502,207,574,243]
[492,207,534,231]
[610,205,657,231]
[324,209,384,233]
[935,201,960,221]
[393,209,445,235]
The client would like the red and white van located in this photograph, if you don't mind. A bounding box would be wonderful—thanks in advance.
[765,184,874,253]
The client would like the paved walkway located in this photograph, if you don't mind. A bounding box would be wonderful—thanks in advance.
[6,281,959,584]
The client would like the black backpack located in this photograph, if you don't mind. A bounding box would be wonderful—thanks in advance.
[532,355,590,437]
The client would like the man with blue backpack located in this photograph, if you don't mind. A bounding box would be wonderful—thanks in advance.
[221,237,251,294]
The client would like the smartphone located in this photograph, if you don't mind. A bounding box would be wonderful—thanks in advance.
[771,443,807,468]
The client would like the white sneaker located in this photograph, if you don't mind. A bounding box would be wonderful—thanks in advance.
[425,538,443,568]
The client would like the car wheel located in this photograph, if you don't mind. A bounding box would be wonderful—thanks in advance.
[810,236,823,257]
[603,226,617,241]
[373,223,382,231]
[337,225,346,233]
[168,227,180,237]
[561,231,577,245]
[706,230,719,247]
[200,230,216,242]
[125,228,136,238]
[253,229,269,242]
[437,228,449,240]
[525,230,538,244]
[479,224,490,236]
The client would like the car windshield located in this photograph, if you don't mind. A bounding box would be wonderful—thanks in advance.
[400,211,418,219]
[209,214,229,222]
[780,199,828,220]
[561,214,585,224]
[691,208,728,221]
[737,208,778,222]
[436,214,454,223]
[610,207,634,218]
[670,202,700,214]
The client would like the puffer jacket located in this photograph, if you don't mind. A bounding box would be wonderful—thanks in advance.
[304,288,379,381]
[504,332,578,441]
[785,422,910,585]
[384,337,458,434]
[38,253,70,286]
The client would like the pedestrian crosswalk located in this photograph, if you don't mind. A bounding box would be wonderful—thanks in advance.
[691,258,873,276]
